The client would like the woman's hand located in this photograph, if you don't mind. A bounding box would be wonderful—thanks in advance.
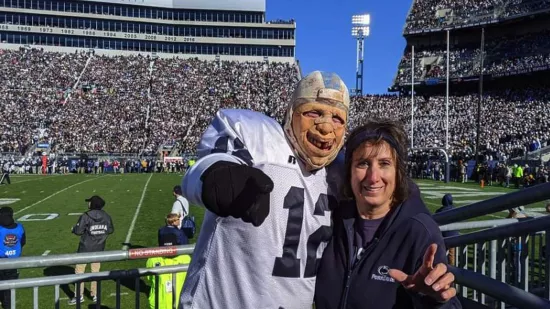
[388,244,457,302]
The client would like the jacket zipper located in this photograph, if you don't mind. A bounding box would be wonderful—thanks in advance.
[339,238,379,309]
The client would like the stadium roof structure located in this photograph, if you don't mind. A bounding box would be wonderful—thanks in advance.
[83,0,266,12]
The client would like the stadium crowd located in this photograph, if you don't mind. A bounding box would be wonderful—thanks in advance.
[350,92,550,160]
[404,0,550,33]
[0,47,548,163]
[394,30,550,84]
[0,48,298,156]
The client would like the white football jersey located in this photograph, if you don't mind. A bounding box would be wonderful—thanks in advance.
[180,109,342,309]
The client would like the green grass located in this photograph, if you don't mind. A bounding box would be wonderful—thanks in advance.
[416,179,549,221]
[1,173,205,309]
[0,175,546,308]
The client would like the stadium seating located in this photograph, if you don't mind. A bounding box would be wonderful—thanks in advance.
[0,48,548,161]
[404,0,550,33]
[0,48,298,156]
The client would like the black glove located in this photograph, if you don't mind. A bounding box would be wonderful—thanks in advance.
[201,161,274,227]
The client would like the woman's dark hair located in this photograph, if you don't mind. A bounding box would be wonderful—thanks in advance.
[342,118,409,207]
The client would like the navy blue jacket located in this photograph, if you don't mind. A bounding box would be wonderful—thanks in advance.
[314,192,462,309]
[436,194,460,238]
[158,225,188,246]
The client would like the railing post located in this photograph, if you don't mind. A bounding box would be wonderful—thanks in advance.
[55,284,60,309]
[461,245,468,297]
[10,289,15,309]
[545,230,550,299]
[33,286,38,309]
[480,242,487,304]
[521,235,529,292]
[490,237,497,280]
[473,243,478,301]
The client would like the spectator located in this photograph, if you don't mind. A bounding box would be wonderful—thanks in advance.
[70,195,114,305]
[0,207,25,309]
[158,213,188,247]
[507,206,528,218]
[146,221,191,309]
[0,161,10,185]
[436,194,459,266]
[171,185,189,228]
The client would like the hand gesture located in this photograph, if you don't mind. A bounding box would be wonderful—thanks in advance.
[388,244,456,302]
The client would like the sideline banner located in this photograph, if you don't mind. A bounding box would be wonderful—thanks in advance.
[163,157,183,163]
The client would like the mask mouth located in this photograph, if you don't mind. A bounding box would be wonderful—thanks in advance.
[306,131,335,151]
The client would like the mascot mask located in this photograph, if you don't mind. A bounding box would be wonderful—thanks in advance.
[284,71,350,172]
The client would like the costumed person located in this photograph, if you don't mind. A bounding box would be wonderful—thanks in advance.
[147,215,191,309]
[179,71,350,308]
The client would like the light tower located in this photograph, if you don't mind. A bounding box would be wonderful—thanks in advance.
[352,14,370,96]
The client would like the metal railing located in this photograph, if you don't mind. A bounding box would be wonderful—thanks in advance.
[0,183,550,308]
[0,245,194,309]
[435,182,550,308]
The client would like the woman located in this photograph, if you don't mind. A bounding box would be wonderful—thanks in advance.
[314,119,460,309]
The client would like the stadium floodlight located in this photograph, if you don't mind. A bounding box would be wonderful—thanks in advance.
[351,13,371,96]
[352,14,370,26]
[351,26,370,37]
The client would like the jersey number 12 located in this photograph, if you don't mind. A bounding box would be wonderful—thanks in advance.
[272,187,334,278]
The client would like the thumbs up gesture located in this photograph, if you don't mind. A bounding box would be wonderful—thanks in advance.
[388,244,457,302]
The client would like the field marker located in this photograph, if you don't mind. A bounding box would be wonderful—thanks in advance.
[68,213,83,216]
[109,292,129,297]
[0,198,20,206]
[15,177,105,215]
[42,250,50,256]
[122,173,153,250]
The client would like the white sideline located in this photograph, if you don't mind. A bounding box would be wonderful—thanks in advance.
[11,175,66,185]
[122,173,153,250]
[14,176,105,215]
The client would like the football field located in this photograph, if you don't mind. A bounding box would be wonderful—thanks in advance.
[0,174,547,308]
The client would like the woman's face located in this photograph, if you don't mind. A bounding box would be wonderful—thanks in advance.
[351,141,396,211]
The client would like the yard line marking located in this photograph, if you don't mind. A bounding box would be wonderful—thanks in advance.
[68,213,83,216]
[454,200,482,205]
[14,176,106,215]
[524,208,549,212]
[122,173,153,250]
[421,186,481,191]
[109,292,129,297]
[42,250,50,256]
[12,177,58,185]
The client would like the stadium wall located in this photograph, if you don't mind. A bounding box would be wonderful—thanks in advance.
[0,43,296,63]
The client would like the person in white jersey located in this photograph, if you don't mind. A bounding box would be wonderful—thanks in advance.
[171,185,189,229]
[179,71,349,309]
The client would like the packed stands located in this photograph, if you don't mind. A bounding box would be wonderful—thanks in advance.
[1,48,548,161]
[0,48,299,156]
[404,0,550,33]
[350,92,550,160]
[394,29,550,85]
